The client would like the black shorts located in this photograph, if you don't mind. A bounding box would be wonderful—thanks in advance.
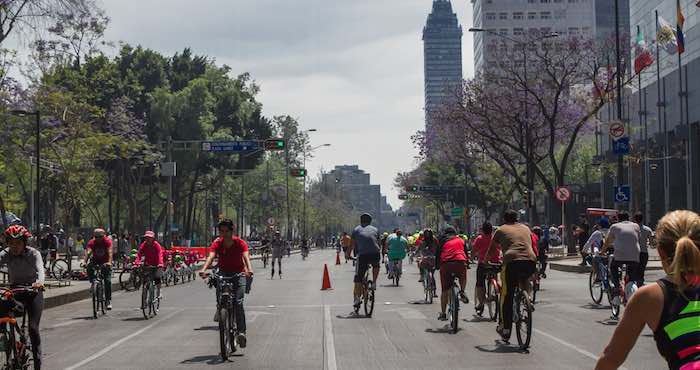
[354,254,380,283]
[476,263,488,288]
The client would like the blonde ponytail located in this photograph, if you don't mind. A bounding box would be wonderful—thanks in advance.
[656,211,700,293]
[671,236,700,291]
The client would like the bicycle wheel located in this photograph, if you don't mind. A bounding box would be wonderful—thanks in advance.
[3,324,15,368]
[99,282,106,315]
[218,307,230,361]
[141,282,149,320]
[132,270,142,291]
[610,290,621,319]
[51,259,70,280]
[92,282,98,319]
[487,280,499,322]
[364,281,375,317]
[589,269,603,304]
[228,306,237,354]
[532,279,539,304]
[515,290,533,350]
[119,269,133,291]
[154,284,160,315]
[393,268,400,287]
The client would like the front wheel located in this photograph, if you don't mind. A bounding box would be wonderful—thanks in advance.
[119,269,132,291]
[92,282,99,319]
[141,284,150,320]
[589,269,603,305]
[51,259,70,280]
[219,308,231,361]
[515,290,533,350]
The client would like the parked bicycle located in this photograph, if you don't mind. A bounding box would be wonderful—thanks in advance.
[47,248,70,281]
[140,266,161,320]
[0,287,40,370]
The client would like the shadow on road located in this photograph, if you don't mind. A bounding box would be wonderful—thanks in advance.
[425,326,462,334]
[466,315,493,323]
[181,355,226,365]
[596,319,619,326]
[580,304,610,310]
[336,313,370,319]
[379,284,401,288]
[475,343,529,354]
[69,316,95,321]
[194,326,219,331]
[408,300,432,305]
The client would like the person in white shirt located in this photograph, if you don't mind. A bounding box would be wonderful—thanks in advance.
[634,212,654,286]
[583,218,610,282]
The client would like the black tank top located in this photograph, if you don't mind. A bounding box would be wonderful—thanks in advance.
[654,277,700,370]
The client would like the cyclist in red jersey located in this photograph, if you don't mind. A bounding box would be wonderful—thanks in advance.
[472,222,500,313]
[136,231,164,299]
[436,226,469,321]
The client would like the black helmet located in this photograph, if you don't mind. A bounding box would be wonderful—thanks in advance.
[360,213,373,224]
[443,226,457,235]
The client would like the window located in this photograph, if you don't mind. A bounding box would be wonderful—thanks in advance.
[540,11,551,19]
[499,12,508,20]
[554,0,563,2]
[499,28,508,36]
[513,28,524,35]
[485,12,496,20]
[513,12,524,20]
[528,0,536,3]
[528,12,537,20]
[540,0,551,3]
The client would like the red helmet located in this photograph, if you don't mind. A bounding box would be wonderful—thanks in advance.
[4,225,32,241]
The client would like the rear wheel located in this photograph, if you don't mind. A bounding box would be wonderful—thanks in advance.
[219,308,230,361]
[364,281,375,317]
[92,282,98,319]
[449,285,459,334]
[51,259,70,280]
[589,269,603,304]
[98,282,106,315]
[154,285,160,315]
[487,280,499,322]
[515,290,533,350]
[119,269,133,291]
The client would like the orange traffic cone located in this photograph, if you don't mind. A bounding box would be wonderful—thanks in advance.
[335,252,341,265]
[321,264,333,290]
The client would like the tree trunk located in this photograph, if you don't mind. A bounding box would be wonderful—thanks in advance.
[184,166,201,239]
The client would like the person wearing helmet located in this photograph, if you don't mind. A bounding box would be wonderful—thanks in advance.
[136,231,164,304]
[347,214,381,312]
[436,226,469,321]
[1,225,45,369]
[83,228,114,310]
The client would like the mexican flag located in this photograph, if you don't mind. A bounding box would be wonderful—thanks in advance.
[634,25,654,74]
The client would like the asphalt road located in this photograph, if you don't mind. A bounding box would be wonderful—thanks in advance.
[41,250,666,369]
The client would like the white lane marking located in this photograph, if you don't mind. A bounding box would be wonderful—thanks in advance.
[63,309,184,370]
[324,305,337,370]
[533,328,629,370]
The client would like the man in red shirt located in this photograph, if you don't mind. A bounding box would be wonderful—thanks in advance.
[83,228,113,310]
[436,226,469,321]
[472,222,500,314]
[199,219,254,348]
[136,231,164,301]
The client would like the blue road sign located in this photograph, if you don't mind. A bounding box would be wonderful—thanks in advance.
[612,137,630,156]
[201,140,259,153]
[613,185,631,203]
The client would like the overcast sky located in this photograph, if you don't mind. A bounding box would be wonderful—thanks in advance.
[100,0,474,209]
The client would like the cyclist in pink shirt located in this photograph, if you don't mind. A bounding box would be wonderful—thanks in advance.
[472,222,501,314]
[136,231,164,296]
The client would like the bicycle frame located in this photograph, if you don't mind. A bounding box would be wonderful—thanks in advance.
[0,287,36,369]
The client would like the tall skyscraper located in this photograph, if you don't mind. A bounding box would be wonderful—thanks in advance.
[471,0,626,73]
[423,0,463,138]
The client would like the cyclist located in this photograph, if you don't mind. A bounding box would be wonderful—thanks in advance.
[532,226,548,278]
[135,231,164,302]
[436,226,469,321]
[0,225,45,370]
[386,229,408,280]
[347,214,380,313]
[341,232,352,264]
[416,228,438,285]
[300,239,310,259]
[595,210,700,370]
[83,228,113,310]
[270,231,285,279]
[380,232,389,268]
[199,219,253,348]
[634,212,654,286]
[472,221,500,313]
[584,217,611,282]
[486,210,536,342]
[601,211,640,306]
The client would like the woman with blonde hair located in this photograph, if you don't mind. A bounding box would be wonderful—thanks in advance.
[596,210,700,370]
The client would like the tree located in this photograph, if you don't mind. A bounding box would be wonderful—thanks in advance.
[0,0,96,45]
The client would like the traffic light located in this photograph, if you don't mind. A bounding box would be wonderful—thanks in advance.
[398,194,409,200]
[405,185,419,193]
[290,168,307,178]
[264,138,286,151]
[523,189,532,208]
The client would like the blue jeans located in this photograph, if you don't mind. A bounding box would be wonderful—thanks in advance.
[215,273,247,333]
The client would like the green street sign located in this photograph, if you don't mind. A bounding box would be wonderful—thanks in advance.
[451,207,464,218]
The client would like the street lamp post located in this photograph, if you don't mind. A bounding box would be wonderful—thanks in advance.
[10,110,41,232]
[468,28,558,224]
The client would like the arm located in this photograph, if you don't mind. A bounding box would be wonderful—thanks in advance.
[199,251,216,275]
[602,231,615,255]
[33,249,45,287]
[243,251,253,275]
[107,240,113,266]
[83,243,92,266]
[595,286,656,369]
[347,239,356,259]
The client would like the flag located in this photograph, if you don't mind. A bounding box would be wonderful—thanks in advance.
[677,0,686,53]
[657,15,678,54]
[634,25,654,74]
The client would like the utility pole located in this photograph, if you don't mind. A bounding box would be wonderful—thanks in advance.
[167,136,174,247]
[614,0,625,209]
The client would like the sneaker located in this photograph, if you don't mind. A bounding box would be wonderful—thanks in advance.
[460,291,469,304]
[387,273,394,280]
[497,326,511,341]
[475,304,484,313]
[418,277,424,283]
[106,301,112,310]
[437,313,448,321]
[353,297,361,308]
[279,273,282,279]
[236,333,247,348]
[213,310,220,322]
[433,293,438,298]
[611,296,621,306]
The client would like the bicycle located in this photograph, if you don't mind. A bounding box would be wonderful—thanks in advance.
[481,263,501,322]
[353,266,375,318]
[0,287,40,370]
[119,263,142,291]
[140,266,161,320]
[610,261,637,319]
[419,256,436,304]
[531,271,541,304]
[47,248,70,281]
[301,247,309,260]
[589,255,612,306]
[389,259,402,287]
[206,272,247,361]
[88,264,110,319]
[512,279,533,350]
[446,272,460,334]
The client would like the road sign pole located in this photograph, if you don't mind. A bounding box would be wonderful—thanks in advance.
[167,136,173,248]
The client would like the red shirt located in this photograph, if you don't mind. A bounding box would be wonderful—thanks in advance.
[473,234,501,263]
[137,241,164,267]
[87,237,112,264]
[209,236,249,273]
[531,233,540,257]
[440,237,468,263]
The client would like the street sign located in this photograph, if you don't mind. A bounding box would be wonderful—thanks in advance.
[609,121,625,139]
[161,162,176,177]
[614,185,631,203]
[202,140,259,153]
[555,186,572,203]
[266,217,276,226]
[612,137,630,156]
[451,207,464,218]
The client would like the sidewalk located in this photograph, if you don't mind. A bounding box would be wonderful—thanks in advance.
[549,256,664,274]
